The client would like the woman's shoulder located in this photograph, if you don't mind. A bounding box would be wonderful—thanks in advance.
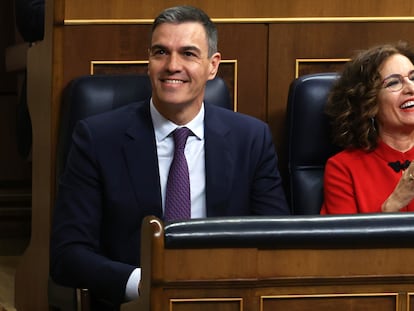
[327,148,371,168]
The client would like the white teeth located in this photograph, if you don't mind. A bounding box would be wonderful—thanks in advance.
[401,101,414,109]
[165,79,183,84]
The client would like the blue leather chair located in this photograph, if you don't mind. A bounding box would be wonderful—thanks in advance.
[285,73,341,215]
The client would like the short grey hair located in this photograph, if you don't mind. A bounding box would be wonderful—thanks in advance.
[152,5,218,57]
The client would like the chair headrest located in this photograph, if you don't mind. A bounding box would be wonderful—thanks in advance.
[57,74,232,177]
[286,73,341,214]
[287,73,339,165]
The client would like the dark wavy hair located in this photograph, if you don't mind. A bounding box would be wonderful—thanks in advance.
[326,41,414,151]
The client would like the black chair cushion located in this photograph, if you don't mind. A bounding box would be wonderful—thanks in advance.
[286,73,341,215]
[164,213,414,249]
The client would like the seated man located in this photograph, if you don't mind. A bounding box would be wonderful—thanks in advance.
[50,5,290,310]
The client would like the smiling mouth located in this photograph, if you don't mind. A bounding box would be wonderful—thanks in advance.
[163,79,184,84]
[400,101,414,109]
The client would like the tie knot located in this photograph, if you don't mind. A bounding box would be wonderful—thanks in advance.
[173,127,191,150]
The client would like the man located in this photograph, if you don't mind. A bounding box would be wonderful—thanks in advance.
[50,5,289,310]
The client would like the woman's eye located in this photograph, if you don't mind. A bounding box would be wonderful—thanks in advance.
[385,79,400,88]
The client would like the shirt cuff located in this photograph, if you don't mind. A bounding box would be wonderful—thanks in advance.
[125,268,141,301]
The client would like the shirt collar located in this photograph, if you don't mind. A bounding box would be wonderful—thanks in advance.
[150,99,205,142]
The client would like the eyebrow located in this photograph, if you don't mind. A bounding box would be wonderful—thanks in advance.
[149,44,202,55]
[383,69,414,80]
[149,44,165,52]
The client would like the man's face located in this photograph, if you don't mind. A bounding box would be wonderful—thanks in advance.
[148,22,220,121]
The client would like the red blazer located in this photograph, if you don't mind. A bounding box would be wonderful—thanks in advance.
[321,140,414,214]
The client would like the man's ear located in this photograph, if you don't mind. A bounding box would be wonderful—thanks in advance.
[208,52,221,80]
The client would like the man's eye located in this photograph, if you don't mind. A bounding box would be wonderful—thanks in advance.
[152,49,166,56]
[184,51,196,57]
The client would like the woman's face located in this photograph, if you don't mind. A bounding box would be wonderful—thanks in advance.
[376,53,414,137]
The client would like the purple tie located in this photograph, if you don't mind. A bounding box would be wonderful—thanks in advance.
[164,127,191,221]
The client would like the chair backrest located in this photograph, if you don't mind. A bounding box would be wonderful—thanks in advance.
[56,74,232,177]
[286,73,341,215]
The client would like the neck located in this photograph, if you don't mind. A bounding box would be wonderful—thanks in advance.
[154,101,202,126]
[380,132,414,152]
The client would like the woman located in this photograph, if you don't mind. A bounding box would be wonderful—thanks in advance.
[321,42,414,214]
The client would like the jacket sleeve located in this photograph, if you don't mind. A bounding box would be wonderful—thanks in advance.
[320,156,358,214]
[50,120,135,307]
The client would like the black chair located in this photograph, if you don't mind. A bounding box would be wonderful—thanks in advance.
[286,73,341,215]
[49,74,232,311]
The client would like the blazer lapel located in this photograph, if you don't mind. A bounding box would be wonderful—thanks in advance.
[123,102,163,216]
[204,106,233,216]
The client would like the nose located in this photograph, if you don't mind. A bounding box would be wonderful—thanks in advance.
[165,53,182,72]
[402,77,414,93]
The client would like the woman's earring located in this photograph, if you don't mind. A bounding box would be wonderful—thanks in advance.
[371,117,377,132]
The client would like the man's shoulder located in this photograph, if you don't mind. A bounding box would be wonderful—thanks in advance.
[327,148,370,170]
[207,104,266,128]
[83,101,147,128]
[74,100,150,143]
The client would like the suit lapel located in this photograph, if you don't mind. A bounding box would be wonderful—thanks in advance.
[204,106,233,216]
[123,102,163,216]
[121,103,234,217]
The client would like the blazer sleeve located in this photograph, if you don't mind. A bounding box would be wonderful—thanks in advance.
[320,155,358,214]
[250,122,290,215]
[50,120,135,307]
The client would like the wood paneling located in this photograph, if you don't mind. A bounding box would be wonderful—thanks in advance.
[170,299,242,311]
[62,0,414,20]
[62,24,151,85]
[0,2,31,180]
[261,294,397,311]
[217,24,268,120]
[0,0,32,253]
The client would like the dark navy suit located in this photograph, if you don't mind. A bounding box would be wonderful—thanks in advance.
[50,100,289,309]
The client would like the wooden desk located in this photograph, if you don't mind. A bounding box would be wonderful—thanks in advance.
[122,215,414,311]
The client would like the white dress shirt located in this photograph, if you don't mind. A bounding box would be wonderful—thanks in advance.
[125,100,207,300]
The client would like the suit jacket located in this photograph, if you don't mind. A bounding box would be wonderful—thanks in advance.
[50,100,289,308]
